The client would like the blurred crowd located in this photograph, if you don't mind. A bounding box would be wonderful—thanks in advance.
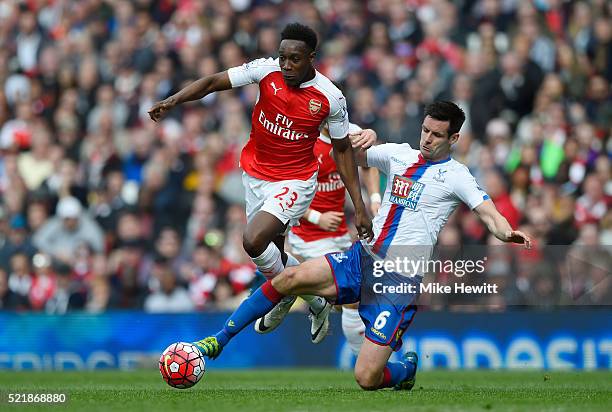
[0,0,610,313]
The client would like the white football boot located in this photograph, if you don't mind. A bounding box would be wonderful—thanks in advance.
[254,295,298,333]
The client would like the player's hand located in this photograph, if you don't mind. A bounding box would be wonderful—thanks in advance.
[318,211,344,231]
[505,230,532,249]
[148,98,176,122]
[354,208,374,242]
[349,129,377,150]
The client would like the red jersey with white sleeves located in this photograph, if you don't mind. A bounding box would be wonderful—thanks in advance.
[291,134,348,241]
[227,58,349,181]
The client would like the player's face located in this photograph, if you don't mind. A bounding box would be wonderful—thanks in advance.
[278,40,315,87]
[419,116,459,161]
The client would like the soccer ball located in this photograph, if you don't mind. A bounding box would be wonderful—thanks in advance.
[159,342,206,389]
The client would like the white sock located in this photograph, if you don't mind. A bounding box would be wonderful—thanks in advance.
[285,253,300,268]
[252,243,284,279]
[301,295,327,314]
[342,308,365,356]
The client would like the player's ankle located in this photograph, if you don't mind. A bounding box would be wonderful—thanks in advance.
[214,330,231,347]
[305,295,327,314]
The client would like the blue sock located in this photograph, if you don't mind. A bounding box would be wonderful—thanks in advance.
[248,270,268,295]
[213,281,284,346]
[382,360,416,388]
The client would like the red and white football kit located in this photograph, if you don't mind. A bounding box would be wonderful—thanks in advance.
[227,58,349,228]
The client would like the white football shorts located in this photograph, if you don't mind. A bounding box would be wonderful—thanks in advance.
[242,171,317,230]
[287,231,353,260]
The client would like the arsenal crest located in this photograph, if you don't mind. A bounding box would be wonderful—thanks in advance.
[309,99,322,115]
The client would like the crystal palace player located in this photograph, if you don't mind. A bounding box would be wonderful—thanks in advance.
[149,23,373,331]
[192,101,532,390]
[255,122,379,344]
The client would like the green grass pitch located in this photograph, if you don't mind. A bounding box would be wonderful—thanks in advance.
[0,369,610,411]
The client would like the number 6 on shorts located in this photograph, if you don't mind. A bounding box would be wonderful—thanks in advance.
[373,311,391,330]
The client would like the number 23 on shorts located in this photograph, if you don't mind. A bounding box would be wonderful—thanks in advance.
[274,186,298,212]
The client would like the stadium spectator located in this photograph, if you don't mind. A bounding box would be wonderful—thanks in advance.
[33,196,105,264]
[17,126,55,190]
[0,0,609,312]
[0,214,36,270]
[28,253,55,311]
[575,174,609,227]
[373,93,413,144]
[25,200,50,234]
[484,169,522,230]
[144,264,194,313]
[7,252,32,310]
[45,262,86,314]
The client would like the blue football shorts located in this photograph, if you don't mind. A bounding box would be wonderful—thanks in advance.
[325,241,419,351]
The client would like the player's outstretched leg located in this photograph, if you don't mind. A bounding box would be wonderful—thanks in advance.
[353,339,418,391]
[194,280,285,359]
[194,257,336,358]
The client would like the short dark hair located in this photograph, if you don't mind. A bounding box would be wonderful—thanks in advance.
[424,101,466,136]
[280,22,318,52]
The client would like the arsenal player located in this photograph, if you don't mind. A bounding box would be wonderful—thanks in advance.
[148,23,373,333]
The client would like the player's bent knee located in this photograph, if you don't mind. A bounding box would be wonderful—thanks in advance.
[354,365,381,391]
[242,230,264,257]
[354,371,380,391]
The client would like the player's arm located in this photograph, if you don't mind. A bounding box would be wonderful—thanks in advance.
[473,200,532,248]
[347,127,381,213]
[332,136,373,241]
[363,167,381,215]
[302,208,343,231]
[148,72,232,121]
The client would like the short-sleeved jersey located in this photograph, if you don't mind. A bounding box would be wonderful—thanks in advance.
[228,58,349,181]
[366,143,489,258]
